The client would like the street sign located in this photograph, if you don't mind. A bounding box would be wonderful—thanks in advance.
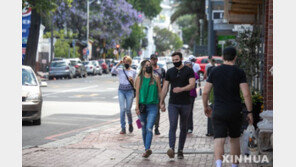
[83,48,87,55]
[113,50,118,55]
[86,49,89,56]
[22,7,31,64]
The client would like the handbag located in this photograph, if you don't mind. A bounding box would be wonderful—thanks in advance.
[123,69,136,97]
[139,77,150,114]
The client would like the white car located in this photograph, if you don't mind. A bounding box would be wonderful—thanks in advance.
[22,65,47,125]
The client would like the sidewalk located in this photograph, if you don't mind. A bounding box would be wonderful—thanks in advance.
[22,96,272,167]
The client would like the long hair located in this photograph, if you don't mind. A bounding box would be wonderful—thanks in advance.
[138,60,156,87]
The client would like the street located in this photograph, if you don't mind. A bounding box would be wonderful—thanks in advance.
[22,74,126,148]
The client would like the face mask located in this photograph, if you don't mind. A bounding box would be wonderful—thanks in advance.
[145,66,152,73]
[124,64,130,69]
[173,61,182,68]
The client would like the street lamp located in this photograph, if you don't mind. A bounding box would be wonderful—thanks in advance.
[87,0,101,60]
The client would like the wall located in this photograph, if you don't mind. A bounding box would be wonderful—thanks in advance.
[263,0,273,110]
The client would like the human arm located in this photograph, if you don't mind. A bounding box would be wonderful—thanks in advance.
[240,83,253,125]
[111,60,123,74]
[173,77,196,93]
[160,80,169,112]
[202,82,213,117]
[135,76,141,115]
[156,76,162,101]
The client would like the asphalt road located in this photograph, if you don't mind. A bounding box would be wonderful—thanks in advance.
[22,74,124,148]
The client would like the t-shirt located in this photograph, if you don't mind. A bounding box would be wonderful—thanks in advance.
[192,63,201,73]
[207,64,247,112]
[165,66,195,105]
[153,66,166,87]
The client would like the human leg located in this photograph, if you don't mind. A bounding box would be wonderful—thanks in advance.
[154,109,160,135]
[230,137,241,165]
[187,97,195,132]
[140,112,148,148]
[125,90,134,132]
[144,104,158,150]
[178,104,191,152]
[214,138,226,167]
[118,90,126,133]
[168,104,179,150]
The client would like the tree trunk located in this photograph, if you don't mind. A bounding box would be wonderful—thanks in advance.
[24,7,41,71]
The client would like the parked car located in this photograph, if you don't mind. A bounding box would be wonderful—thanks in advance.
[48,59,75,80]
[195,56,223,75]
[98,59,109,74]
[22,65,47,125]
[105,58,114,71]
[83,61,102,75]
[68,58,87,78]
[90,60,103,75]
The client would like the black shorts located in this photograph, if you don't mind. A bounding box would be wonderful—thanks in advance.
[211,110,242,139]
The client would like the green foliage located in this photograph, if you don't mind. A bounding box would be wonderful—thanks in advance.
[121,24,146,51]
[44,29,79,58]
[153,27,183,52]
[127,0,162,19]
[235,27,262,84]
[22,0,72,16]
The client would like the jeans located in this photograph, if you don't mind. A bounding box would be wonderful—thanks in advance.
[187,97,196,130]
[140,104,158,150]
[154,109,160,129]
[118,89,134,130]
[168,103,191,151]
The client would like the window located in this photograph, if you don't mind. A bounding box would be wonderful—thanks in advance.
[201,59,209,64]
[50,61,67,67]
[22,68,37,86]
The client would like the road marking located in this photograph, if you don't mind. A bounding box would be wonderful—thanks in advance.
[43,121,78,126]
[89,93,99,97]
[44,118,120,141]
[113,96,118,99]
[43,85,98,97]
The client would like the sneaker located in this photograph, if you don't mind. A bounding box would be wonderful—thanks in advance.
[155,128,160,135]
[187,129,193,134]
[129,124,134,133]
[142,149,152,158]
[177,150,184,159]
[120,128,126,134]
[167,148,175,158]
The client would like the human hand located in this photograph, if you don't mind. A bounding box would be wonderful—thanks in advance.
[204,106,212,117]
[160,102,166,112]
[128,76,133,82]
[135,107,140,116]
[247,113,253,125]
[173,87,183,93]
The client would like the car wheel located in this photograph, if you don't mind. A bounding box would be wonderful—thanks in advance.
[93,70,95,76]
[49,76,53,80]
[33,118,41,125]
[83,72,87,78]
[68,73,73,79]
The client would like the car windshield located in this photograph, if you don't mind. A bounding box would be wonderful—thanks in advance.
[70,61,77,65]
[50,61,67,67]
[98,60,104,65]
[22,68,38,86]
[214,59,223,64]
[82,62,90,65]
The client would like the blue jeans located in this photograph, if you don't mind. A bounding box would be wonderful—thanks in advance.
[168,103,191,151]
[118,89,134,130]
[140,104,158,150]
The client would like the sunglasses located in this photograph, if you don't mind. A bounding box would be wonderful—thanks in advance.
[176,70,181,78]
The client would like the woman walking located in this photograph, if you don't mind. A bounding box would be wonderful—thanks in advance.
[111,56,136,134]
[135,60,162,158]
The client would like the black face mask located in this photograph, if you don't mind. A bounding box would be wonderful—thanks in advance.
[124,64,130,69]
[145,66,152,73]
[173,61,182,68]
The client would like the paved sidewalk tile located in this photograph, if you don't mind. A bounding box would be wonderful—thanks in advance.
[23,96,272,167]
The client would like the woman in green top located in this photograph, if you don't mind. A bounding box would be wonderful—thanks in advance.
[135,60,162,158]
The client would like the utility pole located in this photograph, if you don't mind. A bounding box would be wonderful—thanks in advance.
[207,0,214,59]
[199,19,203,46]
[50,0,54,62]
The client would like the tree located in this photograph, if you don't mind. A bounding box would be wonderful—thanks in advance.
[153,27,183,53]
[22,0,72,70]
[121,23,146,56]
[44,30,79,58]
[127,0,161,19]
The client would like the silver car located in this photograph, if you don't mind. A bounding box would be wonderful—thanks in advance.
[48,60,75,79]
[22,65,47,125]
[90,60,102,75]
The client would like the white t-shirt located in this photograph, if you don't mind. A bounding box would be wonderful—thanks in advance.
[192,63,201,73]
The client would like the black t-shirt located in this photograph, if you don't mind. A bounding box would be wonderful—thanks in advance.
[207,64,247,112]
[165,66,195,105]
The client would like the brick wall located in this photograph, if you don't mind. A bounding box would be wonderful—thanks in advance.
[263,0,273,110]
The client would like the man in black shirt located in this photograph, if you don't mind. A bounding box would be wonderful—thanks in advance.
[160,52,195,159]
[150,54,166,135]
[202,47,253,167]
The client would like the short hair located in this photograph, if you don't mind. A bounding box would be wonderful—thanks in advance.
[223,47,237,61]
[123,56,132,63]
[171,52,182,59]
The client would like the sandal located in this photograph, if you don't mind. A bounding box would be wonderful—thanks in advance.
[142,149,152,158]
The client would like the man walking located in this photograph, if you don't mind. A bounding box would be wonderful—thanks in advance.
[202,47,253,167]
[150,54,166,135]
[160,52,196,159]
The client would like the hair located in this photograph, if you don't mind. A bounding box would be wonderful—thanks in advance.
[223,47,237,61]
[123,56,132,64]
[171,52,182,59]
[138,60,156,87]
